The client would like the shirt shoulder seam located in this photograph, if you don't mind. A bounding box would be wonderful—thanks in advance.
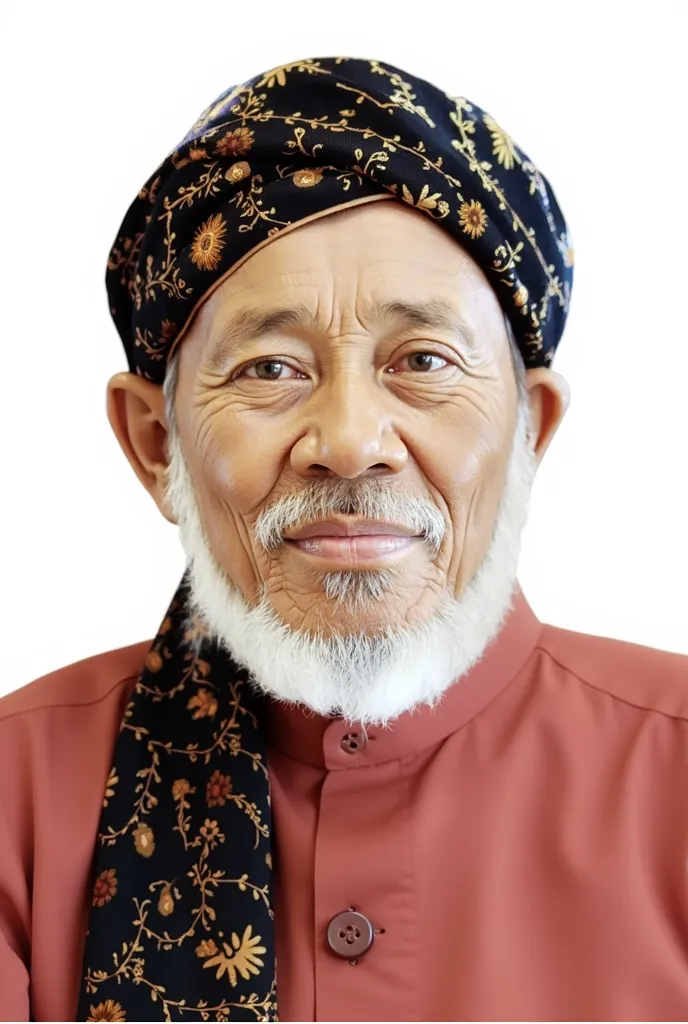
[535,642,688,725]
[0,673,138,728]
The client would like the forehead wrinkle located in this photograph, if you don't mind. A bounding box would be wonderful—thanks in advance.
[202,302,317,373]
[370,297,477,352]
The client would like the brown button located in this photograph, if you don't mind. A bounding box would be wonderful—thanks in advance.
[340,730,365,754]
[327,910,375,959]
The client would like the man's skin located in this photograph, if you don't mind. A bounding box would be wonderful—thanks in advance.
[107,201,569,635]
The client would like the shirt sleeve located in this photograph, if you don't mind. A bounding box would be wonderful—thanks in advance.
[0,727,31,1023]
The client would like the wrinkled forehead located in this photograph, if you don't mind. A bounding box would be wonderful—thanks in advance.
[191,202,507,358]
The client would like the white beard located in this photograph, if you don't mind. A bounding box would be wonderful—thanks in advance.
[164,400,536,726]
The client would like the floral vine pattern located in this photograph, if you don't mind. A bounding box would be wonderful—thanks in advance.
[106,57,573,385]
[77,576,276,1021]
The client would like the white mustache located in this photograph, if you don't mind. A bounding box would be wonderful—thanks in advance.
[254,479,446,556]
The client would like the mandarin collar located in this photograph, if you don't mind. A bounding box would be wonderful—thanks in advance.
[264,587,541,770]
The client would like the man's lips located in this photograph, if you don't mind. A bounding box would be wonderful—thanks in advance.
[283,519,420,563]
[284,519,419,540]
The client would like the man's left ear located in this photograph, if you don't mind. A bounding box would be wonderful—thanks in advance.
[107,372,177,524]
[524,368,570,463]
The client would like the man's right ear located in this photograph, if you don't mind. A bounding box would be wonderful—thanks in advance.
[106,372,177,524]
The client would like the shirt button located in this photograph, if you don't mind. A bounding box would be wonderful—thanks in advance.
[327,910,375,960]
[340,730,365,754]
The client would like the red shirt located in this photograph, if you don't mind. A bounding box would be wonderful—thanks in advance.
[2,590,688,1021]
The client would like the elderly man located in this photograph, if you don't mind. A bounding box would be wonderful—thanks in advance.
[1,56,687,1024]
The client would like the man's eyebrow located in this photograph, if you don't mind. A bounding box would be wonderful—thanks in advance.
[203,297,474,371]
[204,303,317,371]
[373,299,475,346]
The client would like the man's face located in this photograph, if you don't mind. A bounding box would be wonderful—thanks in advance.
[172,200,520,636]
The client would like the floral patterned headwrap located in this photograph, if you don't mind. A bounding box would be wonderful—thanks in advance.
[78,59,574,1023]
[107,56,573,384]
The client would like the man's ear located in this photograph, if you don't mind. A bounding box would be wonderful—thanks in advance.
[524,367,570,464]
[107,372,177,524]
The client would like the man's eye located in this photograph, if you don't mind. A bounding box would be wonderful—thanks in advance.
[398,352,449,372]
[241,360,298,380]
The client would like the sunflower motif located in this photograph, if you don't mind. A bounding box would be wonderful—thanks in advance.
[133,822,155,858]
[189,212,227,271]
[216,127,254,157]
[87,999,127,1021]
[200,925,267,987]
[206,769,232,807]
[292,168,323,188]
[458,200,487,239]
[483,114,519,170]
[92,868,118,907]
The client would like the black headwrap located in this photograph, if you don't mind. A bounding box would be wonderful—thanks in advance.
[78,58,573,1022]
[106,56,573,385]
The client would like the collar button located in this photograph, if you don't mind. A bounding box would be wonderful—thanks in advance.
[340,730,365,754]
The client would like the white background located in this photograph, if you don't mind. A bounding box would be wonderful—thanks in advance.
[2,1,686,695]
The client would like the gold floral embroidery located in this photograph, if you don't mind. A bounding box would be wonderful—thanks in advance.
[87,999,127,1021]
[292,168,323,188]
[157,883,176,916]
[200,817,221,843]
[255,59,326,89]
[199,925,267,987]
[196,938,219,958]
[401,183,447,216]
[557,230,575,268]
[133,822,155,857]
[513,284,529,307]
[159,321,176,345]
[81,584,276,1019]
[225,160,251,183]
[107,57,572,397]
[187,686,218,719]
[103,768,119,807]
[93,868,118,907]
[483,113,519,170]
[216,127,254,157]
[172,777,192,802]
[145,649,163,672]
[189,212,227,271]
[459,199,488,239]
[206,769,232,807]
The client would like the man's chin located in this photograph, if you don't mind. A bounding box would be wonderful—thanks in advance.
[267,584,438,638]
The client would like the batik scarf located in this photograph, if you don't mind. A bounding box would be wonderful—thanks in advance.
[77,576,277,1022]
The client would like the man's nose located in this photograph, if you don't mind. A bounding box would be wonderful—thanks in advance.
[289,377,408,479]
